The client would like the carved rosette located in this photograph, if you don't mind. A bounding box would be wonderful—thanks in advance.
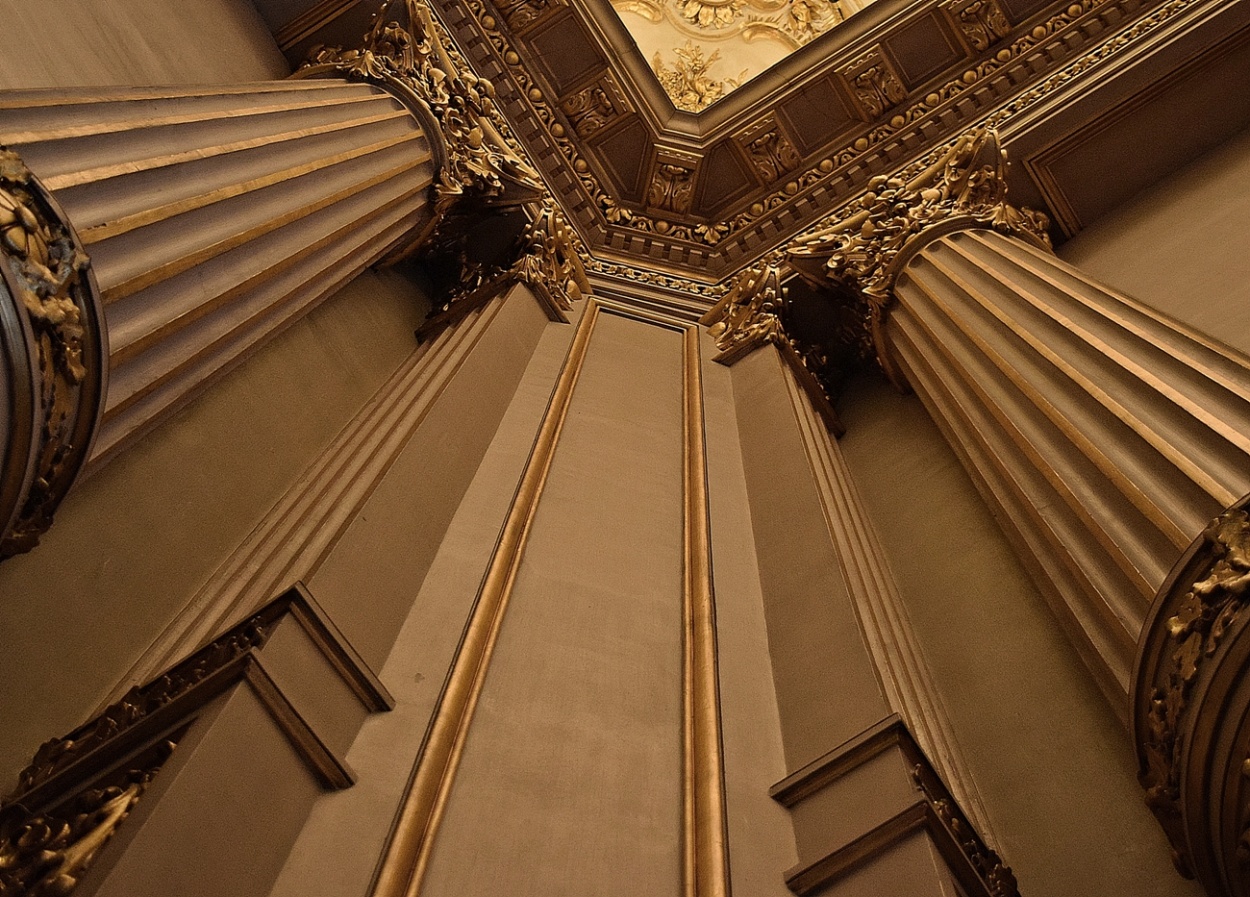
[786,128,1050,359]
[0,149,106,560]
[1133,497,1250,896]
[307,0,543,218]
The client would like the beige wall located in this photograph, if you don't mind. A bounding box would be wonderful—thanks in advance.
[0,0,288,88]
[836,370,1204,897]
[1059,122,1250,357]
[0,266,428,783]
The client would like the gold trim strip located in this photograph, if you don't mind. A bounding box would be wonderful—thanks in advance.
[82,133,430,243]
[276,0,363,50]
[0,93,387,145]
[681,324,730,897]
[371,300,601,897]
[43,109,412,193]
[101,157,425,303]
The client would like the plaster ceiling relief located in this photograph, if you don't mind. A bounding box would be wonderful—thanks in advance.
[612,0,884,110]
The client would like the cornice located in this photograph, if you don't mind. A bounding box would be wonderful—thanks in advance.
[427,0,1209,277]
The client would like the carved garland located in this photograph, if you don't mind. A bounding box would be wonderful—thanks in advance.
[0,150,105,560]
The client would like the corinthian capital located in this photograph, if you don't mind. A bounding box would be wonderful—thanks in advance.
[787,128,1051,305]
[308,0,543,215]
[700,256,786,362]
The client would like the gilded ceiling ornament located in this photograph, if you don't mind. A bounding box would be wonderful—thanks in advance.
[560,80,619,138]
[647,159,698,215]
[701,256,786,356]
[788,128,1050,307]
[782,0,843,45]
[307,0,542,216]
[493,0,561,30]
[838,47,907,121]
[676,0,745,29]
[0,149,105,560]
[740,122,803,182]
[652,42,745,112]
[940,0,1012,52]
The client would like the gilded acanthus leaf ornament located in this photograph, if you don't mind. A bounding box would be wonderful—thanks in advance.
[510,201,591,311]
[677,0,744,29]
[788,128,1050,306]
[308,0,542,215]
[653,42,745,112]
[701,257,786,357]
[0,149,105,560]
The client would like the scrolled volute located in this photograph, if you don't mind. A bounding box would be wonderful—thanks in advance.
[1133,497,1250,896]
[308,0,543,216]
[700,256,787,359]
[787,127,1050,306]
[0,148,106,560]
[510,201,591,313]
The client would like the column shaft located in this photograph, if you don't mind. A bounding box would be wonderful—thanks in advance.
[0,79,437,464]
[887,227,1250,704]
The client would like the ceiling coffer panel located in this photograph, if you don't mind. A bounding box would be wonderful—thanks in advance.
[694,140,754,215]
[595,116,654,199]
[886,10,965,86]
[776,75,856,155]
[526,12,607,93]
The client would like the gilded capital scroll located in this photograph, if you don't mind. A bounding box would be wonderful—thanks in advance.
[0,148,106,560]
[786,128,1050,358]
[306,0,543,218]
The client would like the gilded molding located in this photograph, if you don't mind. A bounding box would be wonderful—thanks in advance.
[1135,506,1250,882]
[0,742,175,897]
[0,149,105,560]
[785,128,1048,359]
[653,42,745,112]
[307,0,543,216]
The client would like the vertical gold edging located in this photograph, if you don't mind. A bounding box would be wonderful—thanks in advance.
[370,299,601,897]
[683,325,731,897]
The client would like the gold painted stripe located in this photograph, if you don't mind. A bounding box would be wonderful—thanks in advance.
[82,133,430,243]
[42,108,413,192]
[681,324,731,897]
[0,82,353,110]
[370,300,600,897]
[101,157,425,303]
[0,93,387,145]
[276,0,362,49]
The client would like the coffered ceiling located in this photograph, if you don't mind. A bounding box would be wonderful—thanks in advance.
[269,0,1250,285]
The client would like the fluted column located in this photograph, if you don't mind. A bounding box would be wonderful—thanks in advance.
[0,0,545,556]
[788,126,1250,710]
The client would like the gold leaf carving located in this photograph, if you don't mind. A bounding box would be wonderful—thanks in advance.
[789,127,1049,307]
[701,257,786,356]
[652,42,745,112]
[308,0,542,215]
[941,0,1012,53]
[677,0,744,29]
[559,81,619,138]
[838,47,907,121]
[647,161,698,215]
[511,201,591,310]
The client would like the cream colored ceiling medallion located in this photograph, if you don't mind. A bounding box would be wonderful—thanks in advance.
[653,42,745,111]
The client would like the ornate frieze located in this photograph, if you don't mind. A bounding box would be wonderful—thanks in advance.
[558,75,626,139]
[941,0,1013,53]
[307,0,543,216]
[1134,503,1250,891]
[0,149,106,560]
[788,127,1049,307]
[837,47,907,122]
